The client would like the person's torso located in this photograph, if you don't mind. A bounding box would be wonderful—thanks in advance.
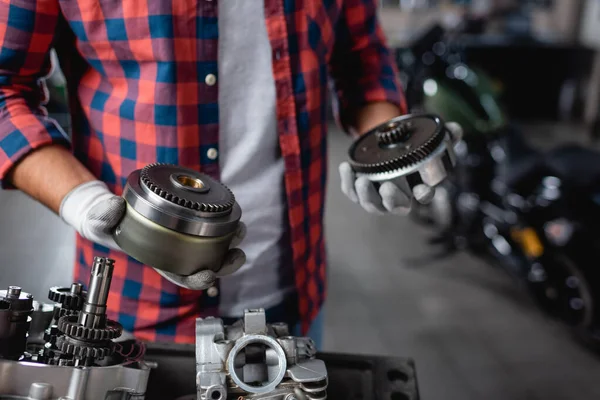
[57,0,337,342]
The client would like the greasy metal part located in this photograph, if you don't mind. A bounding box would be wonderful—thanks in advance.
[195,309,327,400]
[114,164,242,275]
[79,257,113,329]
[0,357,150,400]
[0,287,34,360]
[48,284,86,311]
[28,302,54,343]
[348,114,457,189]
[0,258,150,400]
[57,257,123,365]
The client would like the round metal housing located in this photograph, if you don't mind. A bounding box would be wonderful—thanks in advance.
[113,164,242,276]
[348,113,457,188]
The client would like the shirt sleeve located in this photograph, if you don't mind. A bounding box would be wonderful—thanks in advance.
[328,0,408,133]
[0,1,70,188]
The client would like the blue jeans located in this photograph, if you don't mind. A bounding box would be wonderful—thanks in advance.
[293,308,324,350]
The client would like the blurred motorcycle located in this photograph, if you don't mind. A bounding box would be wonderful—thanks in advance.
[399,23,600,348]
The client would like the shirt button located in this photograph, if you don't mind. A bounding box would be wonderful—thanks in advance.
[207,147,218,160]
[207,286,219,297]
[274,49,282,60]
[205,74,217,86]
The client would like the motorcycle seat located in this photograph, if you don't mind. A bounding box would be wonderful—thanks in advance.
[543,144,600,188]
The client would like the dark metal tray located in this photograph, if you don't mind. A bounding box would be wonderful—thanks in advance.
[143,342,420,400]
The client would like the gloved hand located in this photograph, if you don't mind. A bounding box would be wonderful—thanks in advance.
[153,223,247,290]
[339,122,463,216]
[59,180,126,251]
[59,180,247,290]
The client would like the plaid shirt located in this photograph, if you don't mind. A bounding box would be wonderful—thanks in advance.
[0,0,406,343]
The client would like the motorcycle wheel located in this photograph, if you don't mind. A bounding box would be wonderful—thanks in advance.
[528,254,595,331]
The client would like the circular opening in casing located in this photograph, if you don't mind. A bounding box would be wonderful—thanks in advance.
[170,173,210,193]
[177,175,204,189]
[227,335,287,394]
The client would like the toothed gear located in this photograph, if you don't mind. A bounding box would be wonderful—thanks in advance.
[348,114,447,174]
[376,120,414,145]
[52,306,79,321]
[48,286,86,310]
[57,315,123,341]
[140,163,235,212]
[56,336,114,359]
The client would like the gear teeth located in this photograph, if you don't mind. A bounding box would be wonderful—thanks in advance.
[57,316,123,341]
[52,306,79,321]
[48,287,86,310]
[140,163,235,212]
[350,120,446,174]
[56,336,113,359]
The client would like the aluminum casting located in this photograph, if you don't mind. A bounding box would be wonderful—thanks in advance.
[195,309,328,400]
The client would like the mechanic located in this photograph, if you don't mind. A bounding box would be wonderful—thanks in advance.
[0,0,459,348]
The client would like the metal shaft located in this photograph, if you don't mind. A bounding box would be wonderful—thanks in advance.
[0,287,33,360]
[78,257,115,329]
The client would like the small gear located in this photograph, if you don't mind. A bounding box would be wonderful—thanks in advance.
[52,306,79,321]
[48,286,86,310]
[57,315,123,341]
[140,163,235,212]
[349,114,447,175]
[375,120,414,146]
[56,336,114,359]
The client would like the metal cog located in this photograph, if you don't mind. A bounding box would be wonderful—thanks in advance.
[52,306,79,321]
[56,336,114,359]
[349,115,447,174]
[140,163,235,212]
[57,316,123,341]
[376,120,413,146]
[48,286,86,310]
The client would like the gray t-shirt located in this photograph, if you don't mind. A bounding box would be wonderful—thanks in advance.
[217,0,294,317]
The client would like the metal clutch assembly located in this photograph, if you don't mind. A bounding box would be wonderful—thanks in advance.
[348,114,457,189]
[0,256,150,399]
[114,163,242,275]
[196,309,328,400]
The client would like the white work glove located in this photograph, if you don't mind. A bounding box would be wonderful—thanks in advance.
[59,180,247,290]
[59,180,125,251]
[340,122,463,216]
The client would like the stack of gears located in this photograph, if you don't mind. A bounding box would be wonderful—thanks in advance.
[41,257,123,366]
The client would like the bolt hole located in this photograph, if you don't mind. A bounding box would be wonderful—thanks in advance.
[210,391,222,400]
[391,392,410,400]
[388,369,409,382]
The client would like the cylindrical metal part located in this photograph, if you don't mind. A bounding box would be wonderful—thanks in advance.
[113,164,242,275]
[28,382,53,400]
[78,257,114,329]
[0,288,34,360]
[70,283,83,295]
[7,286,22,298]
[29,301,55,343]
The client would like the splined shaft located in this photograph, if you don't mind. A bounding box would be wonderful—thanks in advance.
[78,257,114,329]
[56,257,122,366]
